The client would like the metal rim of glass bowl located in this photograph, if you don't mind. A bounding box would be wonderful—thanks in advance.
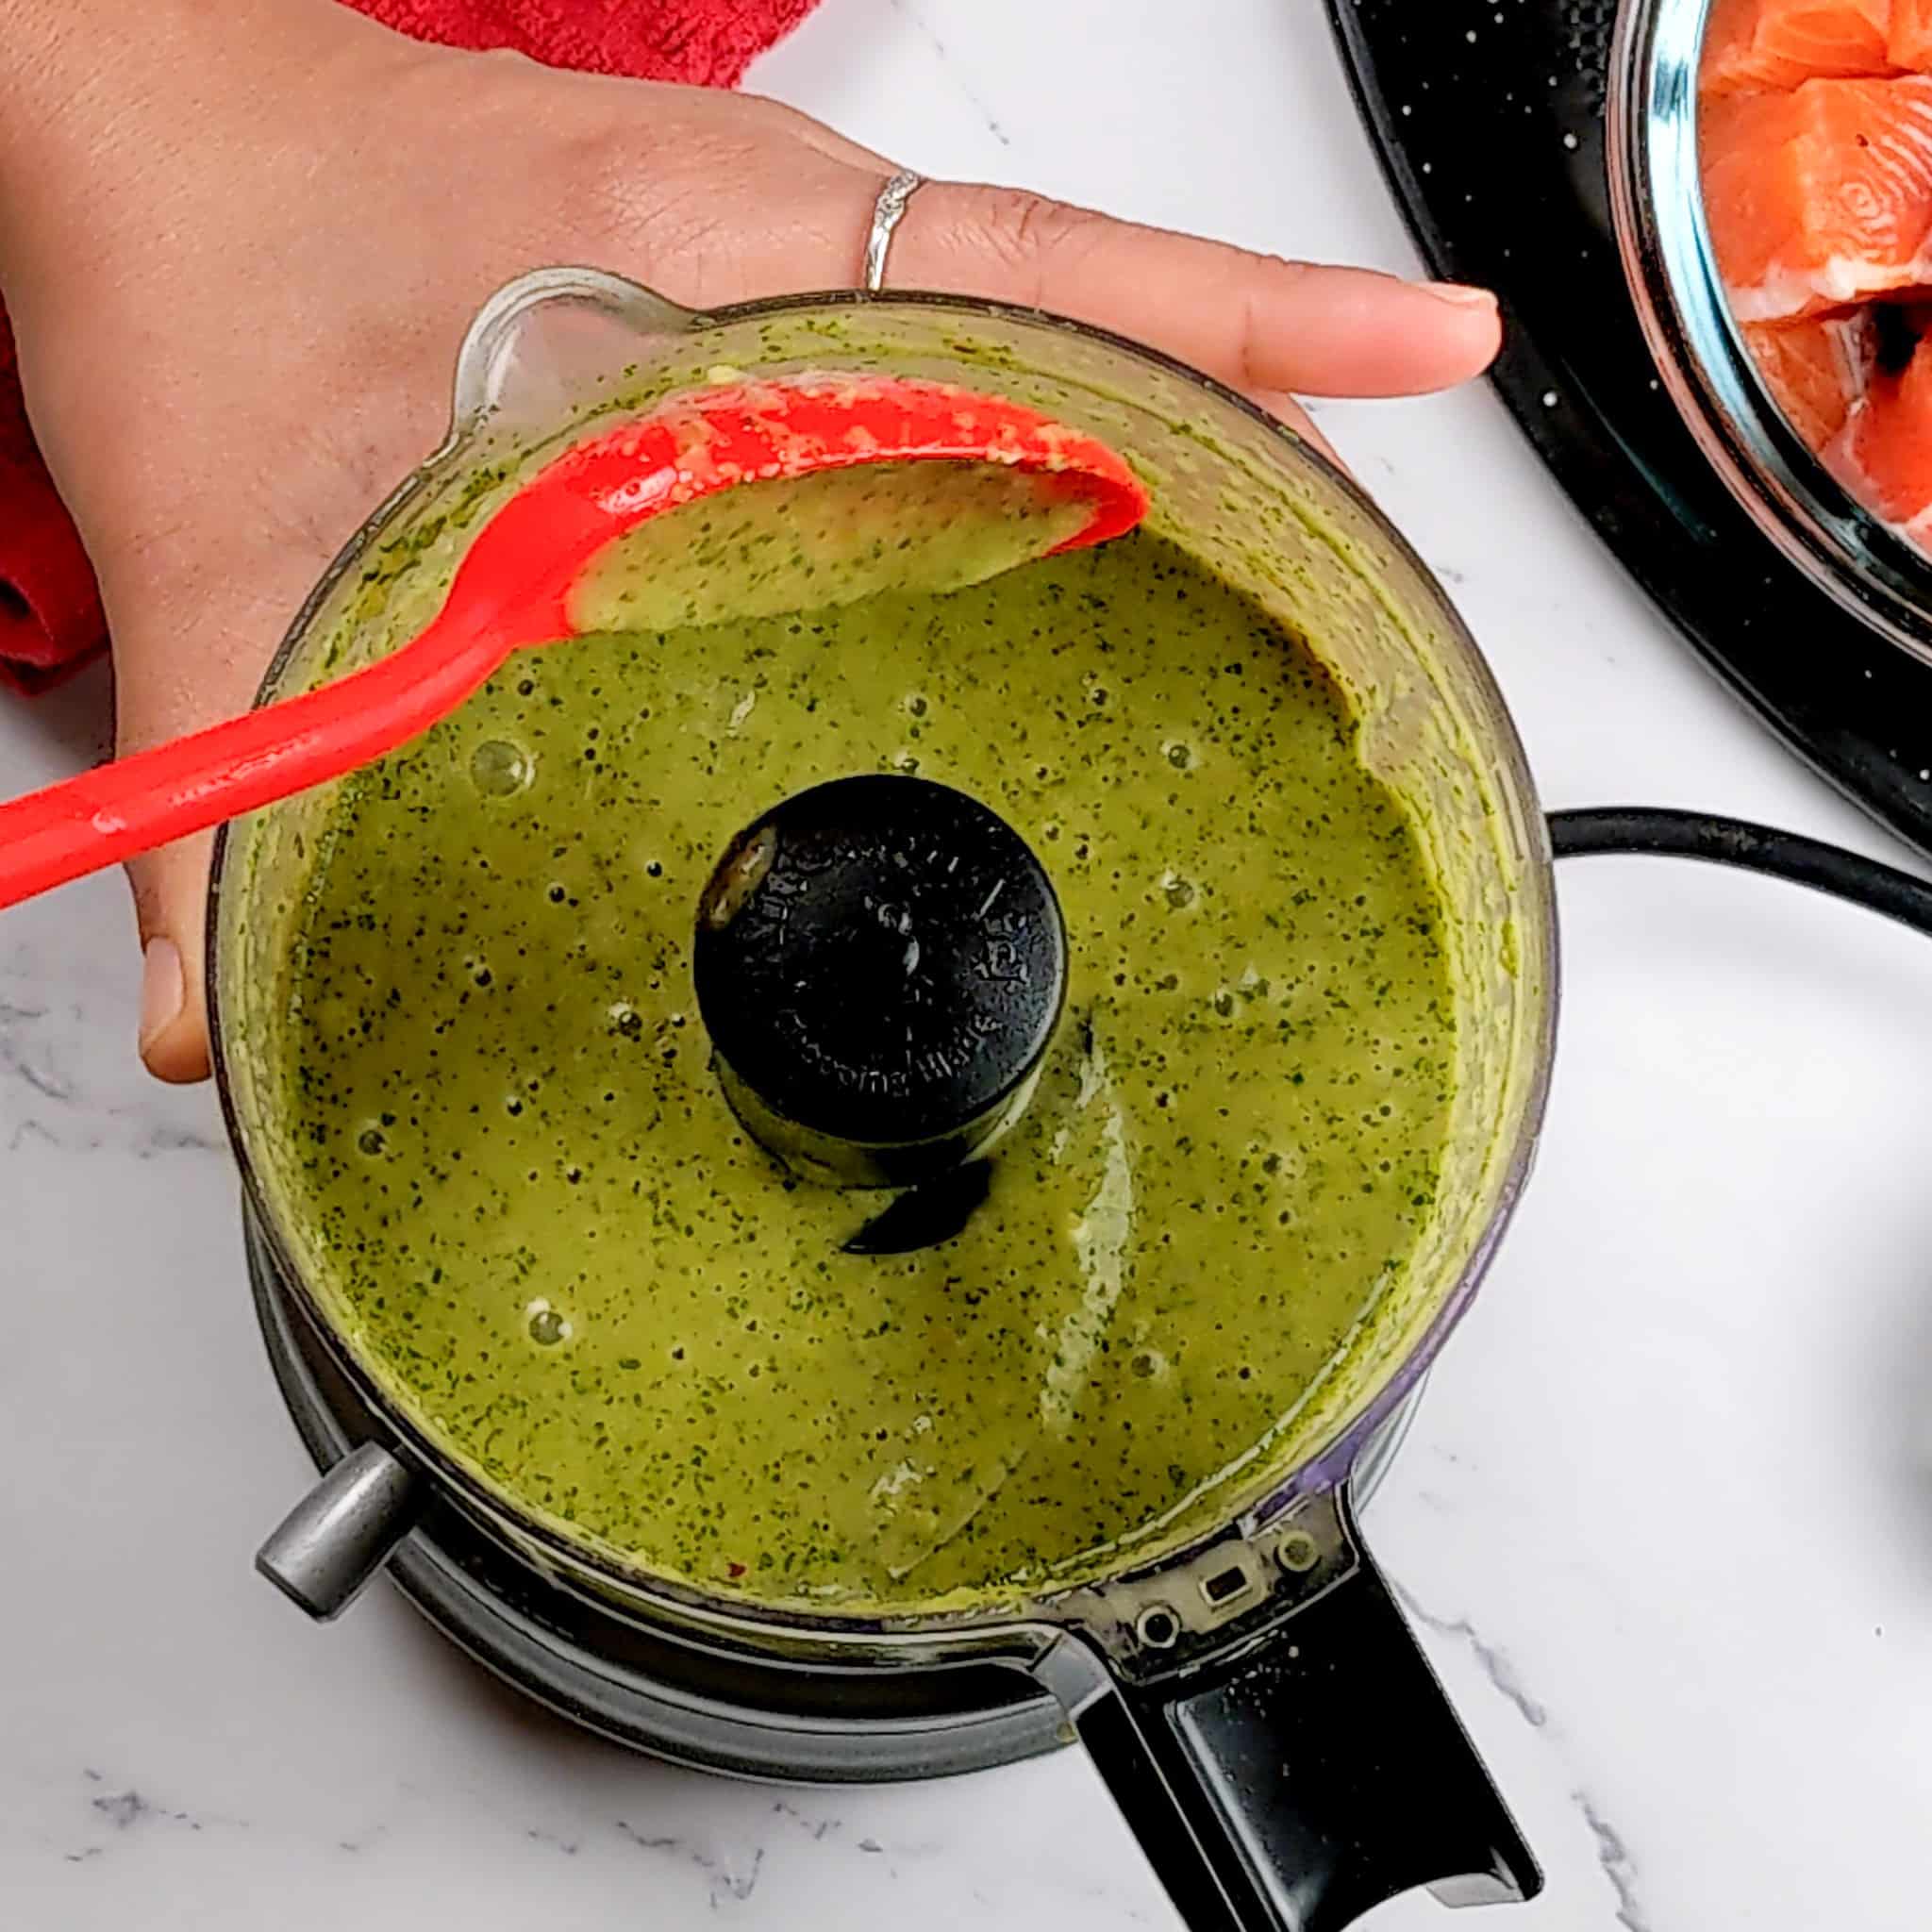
[1609,0,1932,666]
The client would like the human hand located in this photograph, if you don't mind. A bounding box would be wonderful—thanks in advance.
[0,0,1500,1082]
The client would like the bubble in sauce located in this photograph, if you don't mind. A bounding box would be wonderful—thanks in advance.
[1163,740,1197,771]
[469,738,533,798]
[1162,874,1197,910]
[526,1301,571,1347]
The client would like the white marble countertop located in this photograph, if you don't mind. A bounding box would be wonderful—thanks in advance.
[6,3,1931,1927]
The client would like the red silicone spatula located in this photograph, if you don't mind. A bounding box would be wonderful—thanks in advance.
[0,374,1146,910]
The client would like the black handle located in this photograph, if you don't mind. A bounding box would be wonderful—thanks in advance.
[1042,1512,1539,1932]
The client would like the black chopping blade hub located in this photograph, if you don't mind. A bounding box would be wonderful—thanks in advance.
[693,773,1066,1200]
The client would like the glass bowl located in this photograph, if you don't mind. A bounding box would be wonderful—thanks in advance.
[1609,0,1932,665]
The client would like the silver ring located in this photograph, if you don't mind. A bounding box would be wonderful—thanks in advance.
[863,169,925,292]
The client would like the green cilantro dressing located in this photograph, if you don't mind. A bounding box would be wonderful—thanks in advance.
[272,519,1455,1611]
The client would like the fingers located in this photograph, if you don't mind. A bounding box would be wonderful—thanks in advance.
[885,183,1501,400]
[111,561,322,1084]
[130,833,214,1083]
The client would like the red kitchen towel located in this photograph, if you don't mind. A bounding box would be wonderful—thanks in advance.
[0,0,820,693]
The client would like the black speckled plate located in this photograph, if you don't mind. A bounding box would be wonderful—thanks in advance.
[1326,0,1932,859]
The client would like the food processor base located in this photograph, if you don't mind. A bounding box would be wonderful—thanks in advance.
[246,1206,1413,1786]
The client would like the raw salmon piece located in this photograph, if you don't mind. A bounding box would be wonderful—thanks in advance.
[1837,332,1932,523]
[1702,0,1898,94]
[1703,76,1932,318]
[1891,0,1932,66]
[1742,310,1876,448]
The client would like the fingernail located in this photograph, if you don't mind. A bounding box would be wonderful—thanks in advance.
[1424,281,1499,309]
[139,937,183,1057]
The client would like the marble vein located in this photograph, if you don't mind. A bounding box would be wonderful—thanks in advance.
[887,0,1012,147]
[1393,1581,1550,1729]
[1576,1790,1652,1932]
[0,995,74,1103]
[616,1820,767,1907]
[0,972,224,1159]
[1393,1584,1663,1932]
[61,1768,248,1866]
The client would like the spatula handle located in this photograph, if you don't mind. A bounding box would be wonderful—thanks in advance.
[0,374,1148,913]
[0,614,510,909]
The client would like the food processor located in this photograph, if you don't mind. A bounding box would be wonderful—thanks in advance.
[211,270,1932,1932]
[222,268,1557,1932]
